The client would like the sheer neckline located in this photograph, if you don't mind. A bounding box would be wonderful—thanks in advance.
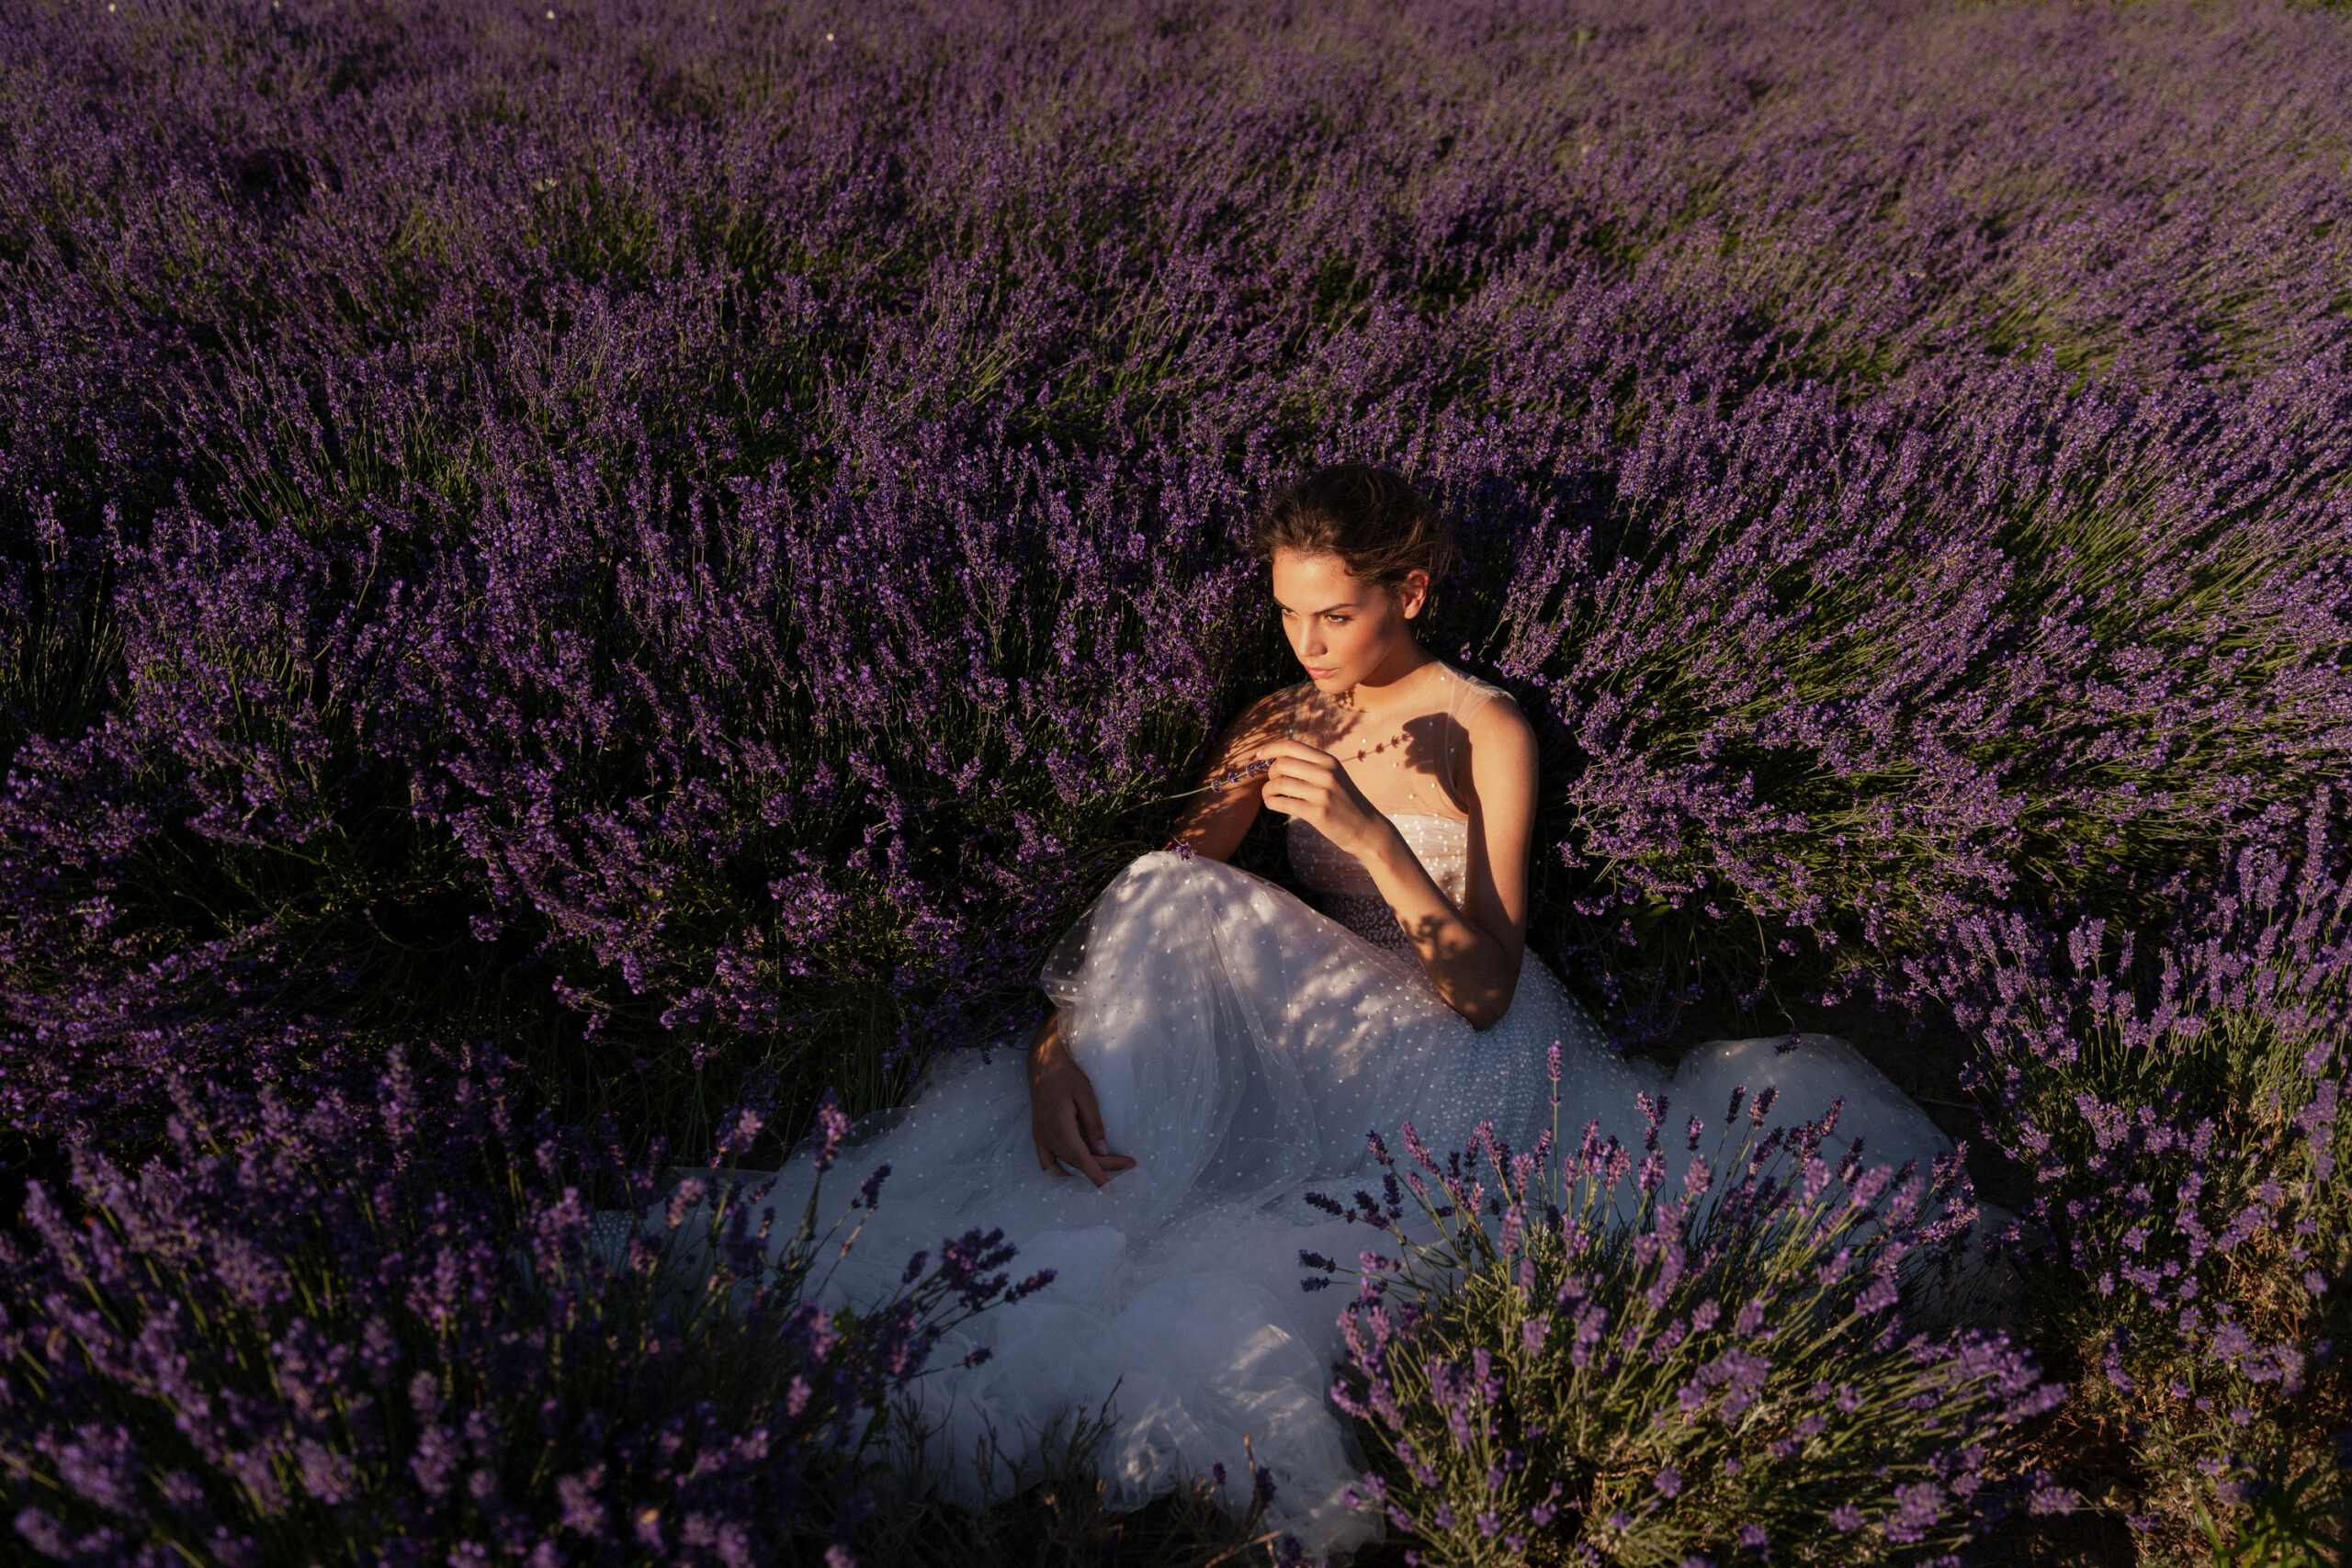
[1283,662,1505,820]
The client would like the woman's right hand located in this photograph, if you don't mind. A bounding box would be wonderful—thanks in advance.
[1027,1010,1136,1188]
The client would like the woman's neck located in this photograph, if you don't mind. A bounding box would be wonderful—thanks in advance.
[1340,642,1438,715]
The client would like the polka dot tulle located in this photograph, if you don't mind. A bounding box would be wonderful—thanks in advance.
[748,824,1959,1558]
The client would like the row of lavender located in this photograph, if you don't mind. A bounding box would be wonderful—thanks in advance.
[0,0,2346,1559]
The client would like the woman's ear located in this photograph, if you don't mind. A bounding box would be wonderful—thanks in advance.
[1394,569,1431,621]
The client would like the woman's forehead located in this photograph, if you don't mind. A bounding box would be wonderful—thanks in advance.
[1269,547,1367,604]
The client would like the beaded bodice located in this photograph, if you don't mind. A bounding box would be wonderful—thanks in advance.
[1276,661,1501,953]
[1287,813,1471,953]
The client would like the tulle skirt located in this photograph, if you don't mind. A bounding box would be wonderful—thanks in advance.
[751,852,1955,1558]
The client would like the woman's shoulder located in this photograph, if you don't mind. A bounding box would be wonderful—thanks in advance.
[1440,666,1536,784]
[1217,684,1304,755]
[1440,663,1526,726]
[1233,683,1309,726]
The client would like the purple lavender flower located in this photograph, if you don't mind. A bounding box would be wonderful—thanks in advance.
[1335,1095,2061,1562]
[0,1051,1033,1560]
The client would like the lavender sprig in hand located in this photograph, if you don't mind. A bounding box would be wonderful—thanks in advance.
[1155,755,1273,804]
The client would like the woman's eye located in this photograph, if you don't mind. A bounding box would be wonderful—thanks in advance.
[1324,615,1351,626]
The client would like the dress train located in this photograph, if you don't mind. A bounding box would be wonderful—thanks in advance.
[742,848,1960,1557]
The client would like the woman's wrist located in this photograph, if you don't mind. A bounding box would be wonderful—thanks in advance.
[1351,812,1413,874]
[1029,1035,1084,1098]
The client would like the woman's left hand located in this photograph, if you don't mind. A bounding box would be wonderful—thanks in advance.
[1253,739,1390,859]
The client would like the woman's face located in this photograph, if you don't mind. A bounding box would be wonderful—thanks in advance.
[1270,547,1428,694]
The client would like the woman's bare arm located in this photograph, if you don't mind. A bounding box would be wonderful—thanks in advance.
[1028,690,1293,1186]
[1444,694,1538,1015]
[1163,691,1292,863]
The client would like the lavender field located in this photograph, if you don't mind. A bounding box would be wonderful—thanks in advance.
[0,0,2347,1562]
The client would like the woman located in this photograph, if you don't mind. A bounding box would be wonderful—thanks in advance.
[764,465,1955,1558]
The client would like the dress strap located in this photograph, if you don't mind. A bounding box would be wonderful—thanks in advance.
[1442,665,1501,810]
[1443,668,1465,807]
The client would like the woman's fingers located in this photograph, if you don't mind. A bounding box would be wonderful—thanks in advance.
[1255,746,1339,780]
[1059,1115,1113,1186]
[1031,1078,1132,1187]
[1253,744,1340,805]
[1075,1083,1137,1174]
[1076,1080,1108,1152]
[1259,757,1334,799]
[1260,746,1380,854]
[1251,738,1337,767]
[1263,768,1339,825]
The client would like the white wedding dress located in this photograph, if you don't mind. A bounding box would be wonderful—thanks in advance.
[751,667,1958,1559]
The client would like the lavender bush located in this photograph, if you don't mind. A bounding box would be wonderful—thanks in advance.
[1908,798,2352,1551]
[0,1048,1047,1565]
[1302,1055,2070,1564]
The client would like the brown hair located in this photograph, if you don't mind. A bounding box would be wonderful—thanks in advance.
[1250,463,1458,592]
